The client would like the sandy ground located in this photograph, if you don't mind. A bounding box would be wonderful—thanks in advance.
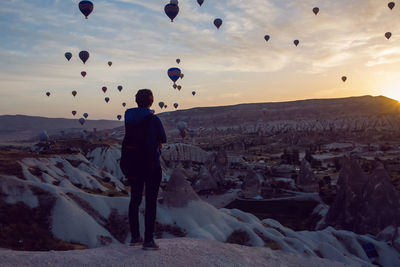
[0,238,347,267]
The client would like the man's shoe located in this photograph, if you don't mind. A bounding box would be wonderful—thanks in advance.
[130,236,143,247]
[142,239,160,250]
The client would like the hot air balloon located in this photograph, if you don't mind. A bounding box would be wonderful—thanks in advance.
[79,1,94,19]
[81,71,87,77]
[79,118,85,125]
[117,85,123,92]
[117,115,122,121]
[385,32,392,39]
[164,105,168,109]
[197,0,204,6]
[72,90,77,97]
[72,110,77,116]
[102,86,107,93]
[39,130,49,142]
[388,2,395,10]
[294,40,299,46]
[177,121,187,132]
[177,85,182,91]
[174,103,178,109]
[159,102,165,109]
[176,58,180,64]
[105,97,110,103]
[214,18,222,29]
[192,91,196,96]
[164,3,179,22]
[65,52,72,61]
[313,7,319,15]
[341,76,347,82]
[46,92,50,97]
[122,102,126,107]
[180,73,184,79]
[173,84,177,89]
[108,61,112,67]
[79,51,89,64]
[264,35,270,42]
[261,108,267,115]
[83,113,88,119]
[168,67,181,83]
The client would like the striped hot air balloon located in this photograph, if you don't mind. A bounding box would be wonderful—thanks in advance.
[168,68,181,83]
[164,3,179,22]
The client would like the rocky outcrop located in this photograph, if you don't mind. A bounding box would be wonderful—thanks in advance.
[241,170,261,198]
[193,166,218,192]
[377,226,400,253]
[296,159,319,192]
[326,159,400,235]
[163,168,200,207]
[161,143,212,164]
[206,150,228,186]
[161,144,228,191]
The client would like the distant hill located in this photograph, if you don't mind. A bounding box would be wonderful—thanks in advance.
[0,115,123,142]
[158,95,400,127]
[1,95,398,142]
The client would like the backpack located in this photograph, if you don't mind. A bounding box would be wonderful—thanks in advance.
[120,114,154,178]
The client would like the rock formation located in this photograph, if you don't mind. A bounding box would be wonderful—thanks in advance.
[296,159,319,192]
[326,159,400,235]
[206,150,228,186]
[241,169,261,198]
[163,168,200,207]
[193,166,218,192]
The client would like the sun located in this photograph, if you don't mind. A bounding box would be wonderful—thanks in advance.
[380,80,400,102]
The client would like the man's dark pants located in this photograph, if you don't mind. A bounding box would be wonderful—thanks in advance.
[129,165,162,242]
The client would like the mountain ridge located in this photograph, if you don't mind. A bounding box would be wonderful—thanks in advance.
[0,95,399,142]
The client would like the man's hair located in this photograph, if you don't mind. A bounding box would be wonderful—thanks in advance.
[135,89,154,108]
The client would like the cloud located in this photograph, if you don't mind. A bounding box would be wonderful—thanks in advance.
[1,0,400,118]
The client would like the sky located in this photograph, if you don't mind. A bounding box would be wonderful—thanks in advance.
[1,0,400,120]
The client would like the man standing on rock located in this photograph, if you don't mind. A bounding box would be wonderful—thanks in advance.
[120,89,167,250]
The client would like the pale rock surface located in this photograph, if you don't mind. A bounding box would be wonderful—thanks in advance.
[1,174,400,266]
[161,143,211,163]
